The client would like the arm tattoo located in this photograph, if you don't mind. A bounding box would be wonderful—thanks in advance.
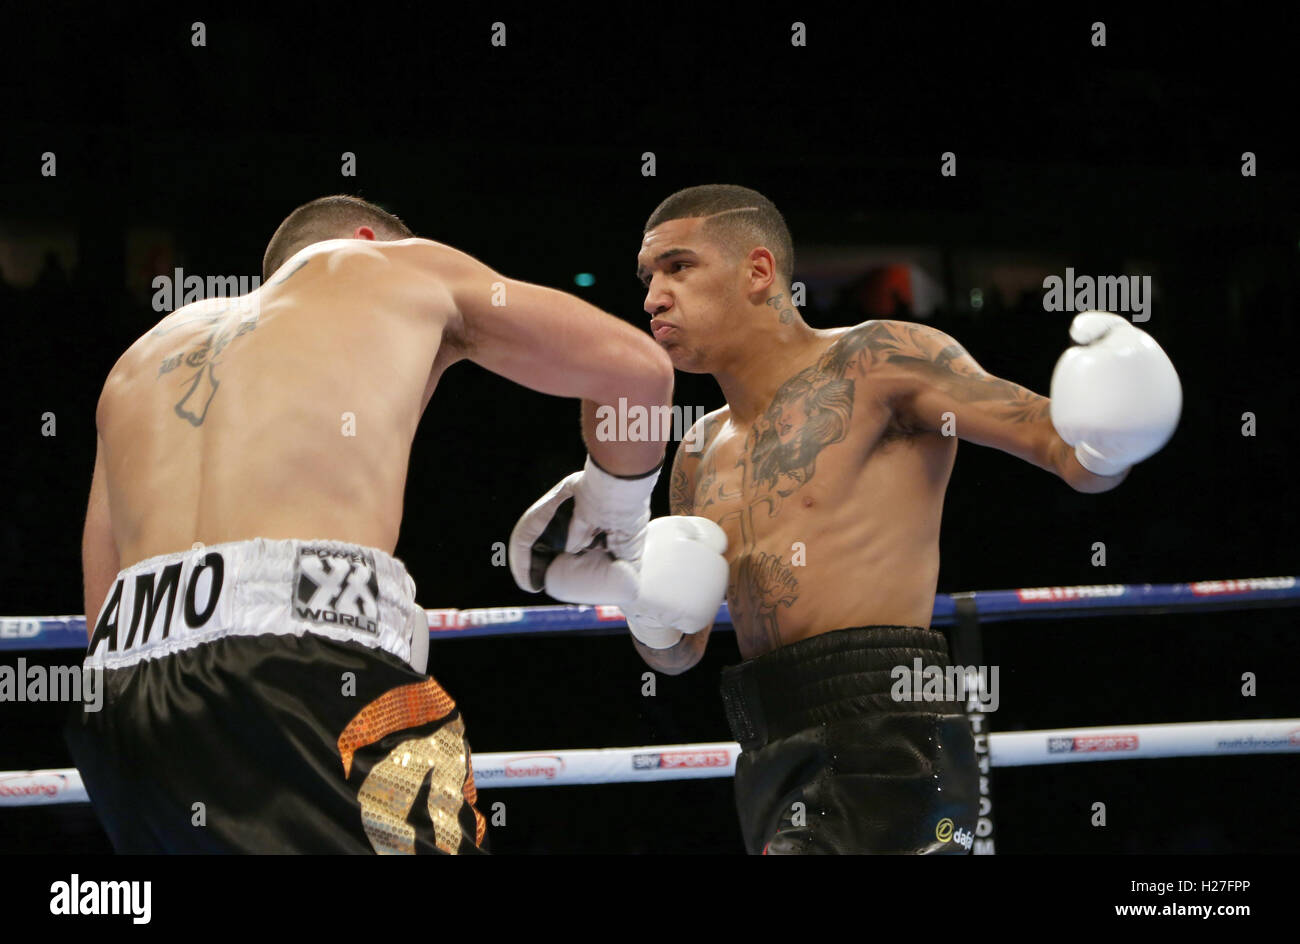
[947,374,1051,423]
[901,334,1049,424]
[695,456,719,510]
[844,321,1051,426]
[669,459,692,515]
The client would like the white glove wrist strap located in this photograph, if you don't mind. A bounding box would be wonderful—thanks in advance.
[580,455,661,517]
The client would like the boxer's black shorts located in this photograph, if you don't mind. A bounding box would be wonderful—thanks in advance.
[721,625,978,854]
[66,633,486,853]
[64,538,485,854]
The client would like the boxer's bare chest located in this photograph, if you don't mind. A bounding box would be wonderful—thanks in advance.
[680,322,928,653]
[692,324,900,535]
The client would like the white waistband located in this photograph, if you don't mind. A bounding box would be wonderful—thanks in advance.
[86,538,428,674]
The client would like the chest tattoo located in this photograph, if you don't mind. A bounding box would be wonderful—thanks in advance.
[712,322,889,653]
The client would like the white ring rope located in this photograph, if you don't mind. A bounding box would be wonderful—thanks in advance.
[3,718,1295,807]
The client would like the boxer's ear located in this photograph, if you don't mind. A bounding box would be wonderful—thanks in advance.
[353,225,377,241]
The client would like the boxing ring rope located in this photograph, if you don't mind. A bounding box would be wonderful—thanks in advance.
[6,575,1297,650]
[2,575,1297,810]
[4,718,1299,808]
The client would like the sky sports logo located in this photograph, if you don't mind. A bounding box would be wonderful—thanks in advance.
[1048,734,1139,754]
[632,750,731,770]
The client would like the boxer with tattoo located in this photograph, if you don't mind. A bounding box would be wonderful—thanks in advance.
[69,195,674,853]
[626,185,1180,854]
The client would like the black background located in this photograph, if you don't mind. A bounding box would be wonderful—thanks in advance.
[0,8,1296,854]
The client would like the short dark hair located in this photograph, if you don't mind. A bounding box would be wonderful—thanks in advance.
[262,195,414,280]
[644,184,793,286]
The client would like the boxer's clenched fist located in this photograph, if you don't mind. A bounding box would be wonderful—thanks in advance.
[509,456,660,605]
[1050,311,1182,477]
[622,516,729,650]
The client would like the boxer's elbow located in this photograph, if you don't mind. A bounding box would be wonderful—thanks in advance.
[600,338,673,408]
[1069,465,1130,494]
[1054,438,1129,493]
[632,631,706,676]
[643,653,702,677]
[645,657,695,677]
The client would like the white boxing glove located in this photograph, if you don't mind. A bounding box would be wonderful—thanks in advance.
[509,456,660,605]
[622,516,729,650]
[1049,311,1182,477]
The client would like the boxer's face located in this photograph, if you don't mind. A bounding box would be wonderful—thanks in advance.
[637,217,751,373]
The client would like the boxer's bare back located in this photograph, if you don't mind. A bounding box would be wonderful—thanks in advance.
[97,241,450,569]
[85,237,672,625]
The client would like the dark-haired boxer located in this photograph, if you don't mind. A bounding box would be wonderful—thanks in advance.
[68,195,673,853]
[576,183,1176,855]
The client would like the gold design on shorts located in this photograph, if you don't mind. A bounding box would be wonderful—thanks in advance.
[338,678,456,778]
[425,717,471,854]
[464,749,487,847]
[357,717,474,855]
